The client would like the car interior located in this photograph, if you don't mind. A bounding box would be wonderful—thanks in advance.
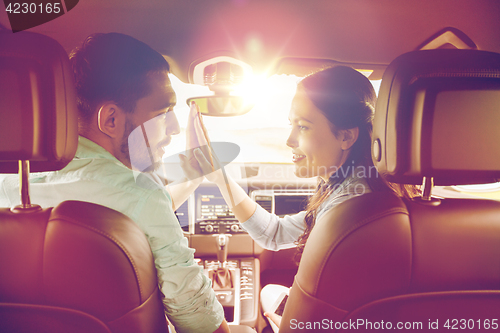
[1,1,500,332]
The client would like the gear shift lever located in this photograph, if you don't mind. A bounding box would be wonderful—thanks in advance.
[211,234,233,289]
[216,234,230,267]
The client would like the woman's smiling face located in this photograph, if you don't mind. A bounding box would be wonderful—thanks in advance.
[286,86,353,181]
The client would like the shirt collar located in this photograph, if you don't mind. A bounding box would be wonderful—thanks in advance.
[76,136,158,184]
[75,136,121,162]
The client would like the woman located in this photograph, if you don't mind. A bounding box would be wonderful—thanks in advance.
[200,65,415,259]
[192,65,416,330]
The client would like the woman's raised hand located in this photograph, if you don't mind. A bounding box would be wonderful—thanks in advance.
[180,102,225,184]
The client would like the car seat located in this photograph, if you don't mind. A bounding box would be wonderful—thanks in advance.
[279,49,500,332]
[0,31,168,333]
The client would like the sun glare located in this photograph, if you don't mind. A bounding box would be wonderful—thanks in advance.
[169,73,302,131]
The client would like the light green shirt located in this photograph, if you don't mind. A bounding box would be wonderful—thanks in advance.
[0,136,223,333]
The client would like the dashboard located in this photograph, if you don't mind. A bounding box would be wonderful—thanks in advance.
[172,163,316,236]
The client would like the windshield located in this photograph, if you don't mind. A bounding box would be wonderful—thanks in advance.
[166,73,382,164]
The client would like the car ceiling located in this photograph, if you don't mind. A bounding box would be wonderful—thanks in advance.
[1,0,499,82]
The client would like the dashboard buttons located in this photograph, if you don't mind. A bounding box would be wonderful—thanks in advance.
[195,220,247,234]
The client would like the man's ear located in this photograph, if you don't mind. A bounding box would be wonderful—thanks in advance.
[341,127,359,150]
[97,103,125,138]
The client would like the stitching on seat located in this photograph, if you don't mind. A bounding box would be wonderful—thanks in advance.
[0,302,112,332]
[408,70,500,85]
[294,277,349,315]
[48,214,144,301]
[108,288,160,324]
[41,208,54,304]
[314,207,409,295]
[351,289,500,311]
[406,204,415,295]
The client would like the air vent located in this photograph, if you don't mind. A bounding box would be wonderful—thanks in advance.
[175,201,189,230]
[242,165,259,178]
[255,195,272,213]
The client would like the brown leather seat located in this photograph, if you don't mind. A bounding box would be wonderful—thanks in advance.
[0,31,168,332]
[280,49,500,332]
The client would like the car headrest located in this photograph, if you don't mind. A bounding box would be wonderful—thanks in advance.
[0,31,78,173]
[372,49,500,186]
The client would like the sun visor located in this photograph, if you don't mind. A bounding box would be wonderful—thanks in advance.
[372,49,500,185]
[0,31,78,173]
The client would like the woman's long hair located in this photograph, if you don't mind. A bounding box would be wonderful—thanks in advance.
[294,66,418,263]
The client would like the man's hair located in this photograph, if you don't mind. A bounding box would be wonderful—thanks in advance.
[69,33,170,124]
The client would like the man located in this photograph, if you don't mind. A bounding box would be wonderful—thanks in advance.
[0,33,229,333]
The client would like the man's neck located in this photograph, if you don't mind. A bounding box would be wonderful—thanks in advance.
[80,130,131,169]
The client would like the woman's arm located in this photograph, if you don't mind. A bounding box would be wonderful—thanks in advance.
[195,153,306,250]
[240,203,306,250]
[206,164,257,222]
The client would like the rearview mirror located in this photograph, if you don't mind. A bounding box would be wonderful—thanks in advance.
[186,96,253,117]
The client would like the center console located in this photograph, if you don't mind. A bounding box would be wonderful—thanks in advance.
[174,183,313,328]
[198,257,259,325]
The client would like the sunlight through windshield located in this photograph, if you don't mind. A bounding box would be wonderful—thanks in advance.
[167,74,382,164]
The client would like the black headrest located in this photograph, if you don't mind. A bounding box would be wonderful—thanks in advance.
[0,31,78,173]
[372,49,500,186]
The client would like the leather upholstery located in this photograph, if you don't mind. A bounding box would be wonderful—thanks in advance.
[0,201,169,333]
[280,192,411,330]
[0,201,168,332]
[0,31,78,173]
[0,31,168,332]
[280,50,500,332]
[372,49,500,185]
[280,193,500,332]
